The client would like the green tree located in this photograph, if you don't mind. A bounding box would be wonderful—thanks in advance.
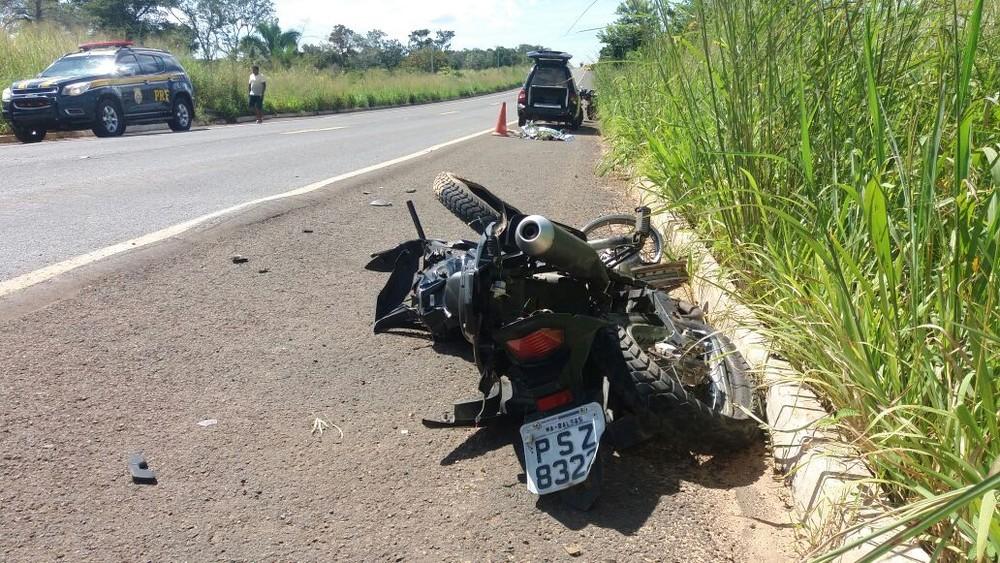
[82,0,168,39]
[597,0,658,61]
[378,38,405,70]
[327,23,361,65]
[240,19,300,66]
[432,29,453,51]
[172,0,274,60]
[1,0,33,28]
[3,0,95,30]
[406,28,431,50]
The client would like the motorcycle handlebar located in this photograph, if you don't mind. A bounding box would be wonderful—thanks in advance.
[515,215,610,288]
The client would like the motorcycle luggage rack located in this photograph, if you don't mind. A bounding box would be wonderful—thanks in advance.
[630,260,688,291]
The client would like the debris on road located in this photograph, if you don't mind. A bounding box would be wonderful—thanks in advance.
[302,228,314,233]
[128,454,157,485]
[311,417,329,435]
[563,544,583,557]
[258,268,269,274]
[369,199,392,207]
[231,255,249,264]
[518,121,574,142]
[311,417,344,441]
[197,419,218,427]
[405,188,417,193]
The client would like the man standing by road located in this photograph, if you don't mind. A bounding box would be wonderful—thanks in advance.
[249,65,266,124]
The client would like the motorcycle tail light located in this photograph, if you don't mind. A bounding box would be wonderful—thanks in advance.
[505,328,564,362]
[536,389,574,412]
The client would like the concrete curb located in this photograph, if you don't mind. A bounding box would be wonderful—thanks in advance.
[630,179,929,563]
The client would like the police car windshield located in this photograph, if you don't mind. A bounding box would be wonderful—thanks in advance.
[40,54,116,77]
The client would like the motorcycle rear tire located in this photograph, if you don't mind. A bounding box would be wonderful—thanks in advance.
[605,327,762,452]
[432,172,501,235]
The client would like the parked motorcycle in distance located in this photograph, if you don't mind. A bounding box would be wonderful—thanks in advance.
[580,89,597,121]
[366,172,761,509]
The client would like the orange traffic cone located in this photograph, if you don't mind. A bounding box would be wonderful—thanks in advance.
[492,102,509,136]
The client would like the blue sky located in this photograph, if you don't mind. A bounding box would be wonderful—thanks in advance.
[275,0,621,64]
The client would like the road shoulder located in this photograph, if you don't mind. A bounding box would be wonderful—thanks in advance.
[0,129,797,561]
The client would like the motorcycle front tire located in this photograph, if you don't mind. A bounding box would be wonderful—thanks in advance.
[432,172,501,235]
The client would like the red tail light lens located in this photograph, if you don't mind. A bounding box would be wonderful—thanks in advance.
[505,328,564,362]
[536,389,573,412]
[517,89,527,104]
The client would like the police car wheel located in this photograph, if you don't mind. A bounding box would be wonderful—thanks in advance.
[168,97,193,132]
[92,99,125,138]
[12,125,46,144]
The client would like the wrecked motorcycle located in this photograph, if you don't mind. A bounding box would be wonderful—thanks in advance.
[366,172,760,509]
[580,89,597,121]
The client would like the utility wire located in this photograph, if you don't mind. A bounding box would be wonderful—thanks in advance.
[565,0,601,35]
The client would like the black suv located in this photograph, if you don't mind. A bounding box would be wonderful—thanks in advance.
[516,50,583,129]
[1,41,195,143]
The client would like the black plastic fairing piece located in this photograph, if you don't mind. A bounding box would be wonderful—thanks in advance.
[373,245,421,325]
[365,239,423,272]
[128,454,157,485]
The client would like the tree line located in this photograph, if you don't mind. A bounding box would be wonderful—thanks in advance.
[597,0,690,62]
[1,0,545,72]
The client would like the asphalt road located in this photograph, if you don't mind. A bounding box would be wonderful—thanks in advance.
[0,106,796,560]
[0,89,519,281]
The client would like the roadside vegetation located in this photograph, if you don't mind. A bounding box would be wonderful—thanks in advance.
[2,0,534,134]
[597,0,999,559]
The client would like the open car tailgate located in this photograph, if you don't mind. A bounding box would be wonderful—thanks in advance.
[529,85,568,109]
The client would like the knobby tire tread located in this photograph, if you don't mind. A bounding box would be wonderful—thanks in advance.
[432,172,500,234]
[605,328,762,452]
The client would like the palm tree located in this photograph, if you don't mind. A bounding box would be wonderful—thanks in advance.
[241,21,301,66]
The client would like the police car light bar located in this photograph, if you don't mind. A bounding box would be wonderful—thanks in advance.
[78,40,134,51]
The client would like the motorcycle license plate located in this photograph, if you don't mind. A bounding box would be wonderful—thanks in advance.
[520,402,606,495]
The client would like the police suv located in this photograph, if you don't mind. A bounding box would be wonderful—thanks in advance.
[1,41,195,143]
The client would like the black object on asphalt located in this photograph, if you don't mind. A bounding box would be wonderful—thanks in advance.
[231,255,249,264]
[128,454,157,485]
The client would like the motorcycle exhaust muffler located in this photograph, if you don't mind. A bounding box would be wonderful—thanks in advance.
[515,215,609,288]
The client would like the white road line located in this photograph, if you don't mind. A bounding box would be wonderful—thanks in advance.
[280,126,348,135]
[439,111,459,115]
[0,120,516,298]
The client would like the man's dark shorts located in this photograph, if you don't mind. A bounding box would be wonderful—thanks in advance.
[249,95,264,110]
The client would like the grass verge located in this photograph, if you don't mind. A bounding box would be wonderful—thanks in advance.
[598,0,999,560]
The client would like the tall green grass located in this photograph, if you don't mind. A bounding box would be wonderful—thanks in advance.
[599,0,999,559]
[1,24,525,133]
